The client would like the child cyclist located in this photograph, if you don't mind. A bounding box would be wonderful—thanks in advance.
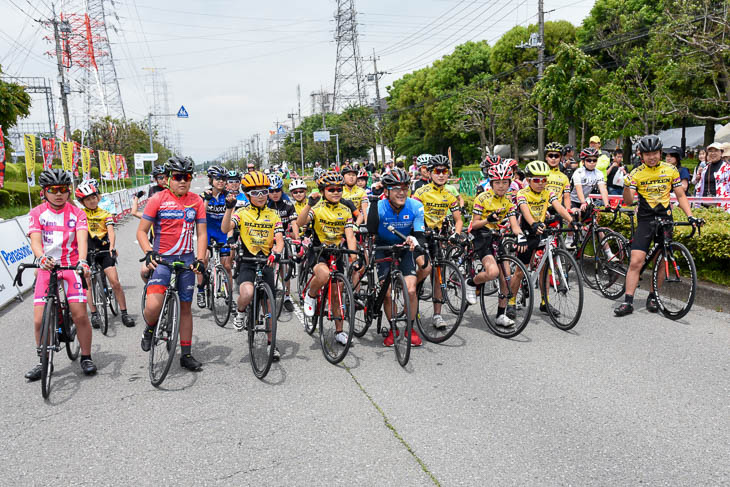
[26,169,97,380]
[289,178,309,217]
[75,180,136,328]
[221,171,284,360]
[465,162,527,327]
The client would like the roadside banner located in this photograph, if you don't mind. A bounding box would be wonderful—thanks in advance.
[117,155,128,179]
[0,125,5,188]
[61,141,74,172]
[109,153,118,180]
[41,138,55,170]
[23,134,36,187]
[72,142,81,177]
[81,147,91,179]
[0,218,35,308]
[99,150,111,180]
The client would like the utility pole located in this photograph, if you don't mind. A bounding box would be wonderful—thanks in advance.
[369,49,388,167]
[51,3,72,141]
[516,0,545,161]
[297,85,302,126]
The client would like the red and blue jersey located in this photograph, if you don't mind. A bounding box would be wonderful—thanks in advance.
[143,189,206,256]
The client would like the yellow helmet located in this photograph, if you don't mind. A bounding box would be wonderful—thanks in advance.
[524,160,550,177]
[241,170,270,189]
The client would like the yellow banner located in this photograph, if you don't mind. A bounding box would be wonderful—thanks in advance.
[82,147,91,176]
[109,153,118,180]
[23,134,36,185]
[99,150,110,179]
[61,141,74,172]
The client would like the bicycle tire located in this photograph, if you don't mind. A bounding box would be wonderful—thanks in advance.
[390,271,412,367]
[540,248,584,331]
[40,299,56,399]
[249,282,277,379]
[212,265,232,327]
[63,297,80,361]
[94,275,109,335]
[578,230,599,290]
[281,241,293,281]
[596,231,629,300]
[205,266,214,310]
[653,242,696,320]
[149,291,180,387]
[352,266,374,338]
[104,273,119,316]
[318,273,355,364]
[416,261,465,343]
[480,255,534,339]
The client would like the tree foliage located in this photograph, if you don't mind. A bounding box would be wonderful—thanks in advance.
[0,64,32,133]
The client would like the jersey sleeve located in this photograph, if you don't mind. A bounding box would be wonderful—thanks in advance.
[231,208,243,228]
[273,213,284,235]
[669,166,682,189]
[73,206,88,231]
[448,192,459,212]
[411,186,424,202]
[194,195,206,224]
[515,190,528,207]
[627,168,639,190]
[547,191,558,205]
[142,192,161,222]
[472,193,485,216]
[571,169,582,186]
[27,207,42,234]
[413,200,425,233]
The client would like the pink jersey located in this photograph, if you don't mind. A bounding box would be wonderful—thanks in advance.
[143,189,206,256]
[28,202,89,266]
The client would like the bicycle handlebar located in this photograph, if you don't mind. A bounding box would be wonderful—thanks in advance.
[14,263,86,289]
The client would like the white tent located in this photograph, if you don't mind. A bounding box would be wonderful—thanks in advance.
[713,123,730,144]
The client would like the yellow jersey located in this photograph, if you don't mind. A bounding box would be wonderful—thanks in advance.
[309,201,354,246]
[627,162,681,219]
[546,167,570,199]
[412,183,459,229]
[82,207,114,244]
[342,185,367,211]
[515,187,558,224]
[472,190,516,231]
[231,205,283,256]
[293,199,308,217]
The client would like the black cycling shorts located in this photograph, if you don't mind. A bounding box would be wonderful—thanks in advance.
[515,234,541,265]
[236,262,275,292]
[632,218,672,254]
[472,232,499,261]
[88,241,116,270]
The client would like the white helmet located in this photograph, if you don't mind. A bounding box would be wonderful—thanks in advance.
[416,154,432,166]
[289,178,307,191]
[75,179,98,199]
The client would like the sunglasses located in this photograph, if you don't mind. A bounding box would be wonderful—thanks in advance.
[292,190,306,195]
[269,188,282,193]
[530,177,548,183]
[432,167,449,175]
[387,185,409,193]
[171,173,192,182]
[325,186,343,193]
[584,158,598,163]
[546,153,561,159]
[248,189,269,197]
[45,185,70,194]
[155,175,167,180]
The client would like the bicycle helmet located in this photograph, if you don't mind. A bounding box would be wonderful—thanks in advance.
[637,135,663,153]
[340,165,357,175]
[241,171,270,189]
[427,154,450,170]
[39,168,72,188]
[87,178,99,187]
[524,160,550,177]
[416,153,432,166]
[504,158,519,169]
[545,142,563,153]
[317,170,344,189]
[166,155,193,173]
[487,162,514,181]
[562,144,574,155]
[75,180,99,199]
[209,165,227,179]
[269,173,284,190]
[151,165,168,177]
[381,167,411,187]
[357,169,369,179]
[226,170,241,181]
[663,145,682,161]
[579,147,600,160]
[289,178,307,191]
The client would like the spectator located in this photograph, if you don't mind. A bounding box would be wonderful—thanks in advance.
[313,161,325,180]
[694,142,730,212]
[408,156,418,179]
[396,160,405,169]
[691,149,707,186]
[563,157,580,182]
[365,159,375,174]
[724,143,730,163]
[663,146,690,192]
[606,148,629,196]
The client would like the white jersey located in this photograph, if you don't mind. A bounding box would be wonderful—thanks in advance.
[570,167,605,203]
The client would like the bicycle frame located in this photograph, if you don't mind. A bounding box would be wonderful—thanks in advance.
[531,231,573,296]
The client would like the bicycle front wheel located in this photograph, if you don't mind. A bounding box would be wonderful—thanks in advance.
[40,300,57,399]
[480,255,533,338]
[390,272,412,367]
[94,275,109,335]
[578,231,599,290]
[541,248,584,331]
[149,291,180,387]
[212,265,232,327]
[104,273,119,316]
[249,283,277,379]
[416,261,465,343]
[653,242,696,320]
[596,231,629,300]
[63,299,80,361]
[319,273,355,364]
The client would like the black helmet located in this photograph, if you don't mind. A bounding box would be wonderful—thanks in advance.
[166,155,194,173]
[638,135,663,154]
[152,165,168,177]
[39,168,72,188]
[663,145,682,161]
[427,154,450,170]
[381,168,411,187]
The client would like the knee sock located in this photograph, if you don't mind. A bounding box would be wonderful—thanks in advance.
[497,306,505,317]
[624,294,634,304]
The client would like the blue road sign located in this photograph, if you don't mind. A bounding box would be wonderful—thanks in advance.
[177,106,189,118]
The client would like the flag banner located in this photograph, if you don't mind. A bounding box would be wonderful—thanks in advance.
[23,134,36,187]
[99,150,111,180]
[121,156,129,179]
[82,147,91,179]
[61,141,74,172]
[116,154,128,179]
[109,153,118,181]
[0,126,5,188]
[72,141,81,177]
[41,138,55,170]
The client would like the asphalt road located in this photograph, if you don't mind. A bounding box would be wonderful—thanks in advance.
[2,178,728,486]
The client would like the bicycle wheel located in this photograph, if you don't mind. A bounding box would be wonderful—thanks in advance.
[281,241,293,281]
[94,274,109,335]
[416,261,465,343]
[578,231,599,290]
[212,265,232,327]
[205,267,214,310]
[480,255,534,338]
[390,272,412,367]
[40,300,57,399]
[149,291,180,387]
[352,268,374,338]
[541,248,584,331]
[596,231,629,300]
[104,274,119,316]
[319,273,355,364]
[62,297,80,361]
[653,242,696,320]
[273,264,288,320]
[248,283,277,379]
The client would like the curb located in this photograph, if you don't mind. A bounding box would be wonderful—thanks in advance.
[693,279,730,314]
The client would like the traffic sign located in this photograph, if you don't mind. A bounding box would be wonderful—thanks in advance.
[313,130,330,142]
[177,106,189,118]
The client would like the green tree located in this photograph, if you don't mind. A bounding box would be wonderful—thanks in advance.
[495,80,535,159]
[453,83,499,156]
[0,64,32,141]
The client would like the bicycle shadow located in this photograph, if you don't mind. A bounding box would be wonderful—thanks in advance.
[44,365,84,406]
[92,349,127,380]
[193,339,233,366]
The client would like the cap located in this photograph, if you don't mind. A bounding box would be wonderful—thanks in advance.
[707,142,724,151]
[589,135,601,144]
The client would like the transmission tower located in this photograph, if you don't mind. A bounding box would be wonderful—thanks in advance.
[332,0,367,112]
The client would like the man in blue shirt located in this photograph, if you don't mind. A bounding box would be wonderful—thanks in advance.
[367,168,425,347]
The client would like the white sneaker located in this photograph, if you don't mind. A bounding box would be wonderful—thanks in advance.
[564,237,575,249]
[303,293,317,317]
[433,314,446,329]
[604,249,615,261]
[465,283,478,305]
[495,313,515,328]
[335,331,349,345]
[233,310,246,331]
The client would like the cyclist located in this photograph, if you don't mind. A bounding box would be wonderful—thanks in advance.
[221,171,284,360]
[196,166,233,308]
[412,154,463,329]
[226,170,249,208]
[356,169,370,193]
[296,171,358,346]
[545,142,571,210]
[268,174,299,312]
[137,156,207,372]
[341,165,369,225]
[26,169,96,380]
[411,154,432,192]
[289,178,309,217]
[614,135,700,317]
[367,168,425,347]
[132,164,170,282]
[313,161,325,180]
[569,147,613,257]
[514,160,575,316]
[75,180,135,328]
[476,155,501,194]
[465,162,527,326]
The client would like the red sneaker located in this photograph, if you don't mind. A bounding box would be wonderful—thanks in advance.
[383,330,397,347]
[411,329,422,347]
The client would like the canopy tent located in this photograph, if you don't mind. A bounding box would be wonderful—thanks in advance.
[656,124,723,149]
[713,123,730,144]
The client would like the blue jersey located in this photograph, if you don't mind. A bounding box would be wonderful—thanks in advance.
[235,192,249,208]
[202,191,228,243]
[374,198,425,245]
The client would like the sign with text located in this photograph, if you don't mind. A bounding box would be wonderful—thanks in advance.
[313,130,330,142]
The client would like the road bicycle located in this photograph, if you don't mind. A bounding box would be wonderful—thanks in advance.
[14,263,83,399]
[87,249,119,335]
[205,241,232,327]
[563,204,619,290]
